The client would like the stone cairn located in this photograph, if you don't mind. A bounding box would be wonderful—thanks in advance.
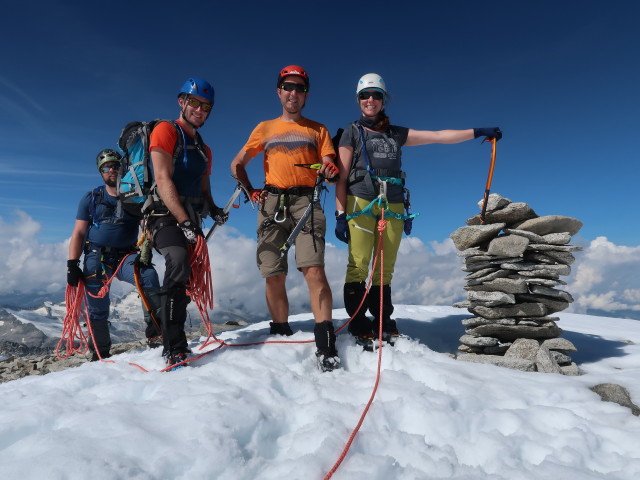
[449,193,583,375]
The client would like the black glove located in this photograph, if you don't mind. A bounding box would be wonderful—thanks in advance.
[335,212,349,244]
[404,218,413,236]
[67,259,83,287]
[473,127,502,141]
[211,205,229,225]
[179,220,203,245]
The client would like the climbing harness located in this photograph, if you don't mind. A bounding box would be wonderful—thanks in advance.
[480,137,498,224]
[279,170,326,256]
[346,179,418,224]
[346,124,419,224]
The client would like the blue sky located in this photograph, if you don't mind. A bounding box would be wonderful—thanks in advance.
[1,0,639,246]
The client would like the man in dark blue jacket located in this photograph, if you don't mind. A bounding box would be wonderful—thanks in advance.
[67,149,161,361]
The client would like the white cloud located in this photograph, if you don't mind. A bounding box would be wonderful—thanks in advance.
[566,236,640,315]
[2,213,640,320]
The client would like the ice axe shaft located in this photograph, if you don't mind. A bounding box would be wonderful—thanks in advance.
[480,138,497,224]
[205,182,250,242]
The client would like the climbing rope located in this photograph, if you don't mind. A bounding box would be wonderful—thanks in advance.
[56,283,90,358]
[85,253,136,299]
[324,209,388,479]
[187,235,217,347]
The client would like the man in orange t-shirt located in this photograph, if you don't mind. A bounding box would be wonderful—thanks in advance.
[230,65,341,372]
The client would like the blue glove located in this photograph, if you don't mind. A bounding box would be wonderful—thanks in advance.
[335,212,349,244]
[403,218,413,236]
[473,127,502,141]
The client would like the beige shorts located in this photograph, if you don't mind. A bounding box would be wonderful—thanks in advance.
[256,191,326,277]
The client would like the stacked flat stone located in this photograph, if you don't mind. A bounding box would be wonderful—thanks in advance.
[449,194,583,375]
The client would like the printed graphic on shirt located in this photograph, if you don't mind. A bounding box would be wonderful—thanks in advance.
[369,137,399,160]
[265,131,319,156]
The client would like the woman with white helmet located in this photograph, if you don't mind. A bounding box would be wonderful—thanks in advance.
[335,73,502,347]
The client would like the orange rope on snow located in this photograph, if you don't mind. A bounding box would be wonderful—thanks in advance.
[324,209,388,480]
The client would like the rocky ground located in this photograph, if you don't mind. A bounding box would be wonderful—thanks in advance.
[0,322,244,384]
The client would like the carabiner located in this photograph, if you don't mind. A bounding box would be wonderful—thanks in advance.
[274,194,288,223]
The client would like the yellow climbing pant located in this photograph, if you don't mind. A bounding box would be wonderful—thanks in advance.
[345,195,405,286]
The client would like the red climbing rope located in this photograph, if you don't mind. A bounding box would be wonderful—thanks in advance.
[56,283,90,358]
[324,209,388,479]
[85,253,136,299]
[187,235,218,347]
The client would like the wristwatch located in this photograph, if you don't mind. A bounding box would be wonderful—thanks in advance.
[335,210,345,217]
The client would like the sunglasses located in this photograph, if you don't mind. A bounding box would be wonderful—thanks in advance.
[100,164,119,173]
[186,96,213,112]
[280,82,308,93]
[358,91,384,101]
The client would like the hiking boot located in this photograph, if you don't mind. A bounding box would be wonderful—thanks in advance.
[146,337,163,349]
[165,352,189,370]
[270,321,294,336]
[158,287,190,355]
[354,333,376,352]
[90,350,112,362]
[314,321,340,371]
[368,285,394,320]
[316,350,341,372]
[344,282,373,337]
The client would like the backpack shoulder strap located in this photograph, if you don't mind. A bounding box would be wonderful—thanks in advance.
[89,186,103,227]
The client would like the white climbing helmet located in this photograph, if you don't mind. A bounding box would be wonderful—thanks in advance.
[356,73,387,95]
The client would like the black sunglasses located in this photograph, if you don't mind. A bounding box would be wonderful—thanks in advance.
[100,164,119,173]
[186,96,213,112]
[280,82,307,93]
[358,91,384,101]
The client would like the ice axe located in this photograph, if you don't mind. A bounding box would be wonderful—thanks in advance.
[205,179,251,242]
[279,167,326,256]
[479,137,497,224]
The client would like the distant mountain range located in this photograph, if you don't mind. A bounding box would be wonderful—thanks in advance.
[0,290,261,358]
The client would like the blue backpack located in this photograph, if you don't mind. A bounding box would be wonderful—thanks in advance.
[116,120,188,218]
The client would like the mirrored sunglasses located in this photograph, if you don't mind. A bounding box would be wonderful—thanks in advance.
[100,164,119,173]
[358,91,384,101]
[280,82,307,93]
[186,96,213,112]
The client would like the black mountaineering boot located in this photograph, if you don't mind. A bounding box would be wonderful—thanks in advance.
[314,321,341,372]
[369,285,399,344]
[165,352,189,371]
[269,322,294,336]
[344,282,373,337]
[159,287,190,359]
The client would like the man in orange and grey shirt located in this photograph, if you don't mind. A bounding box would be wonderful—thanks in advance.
[231,65,341,372]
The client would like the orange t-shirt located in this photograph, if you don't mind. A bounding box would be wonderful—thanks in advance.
[243,117,335,189]
[149,120,212,175]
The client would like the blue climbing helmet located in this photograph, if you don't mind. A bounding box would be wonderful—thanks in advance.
[178,78,215,103]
